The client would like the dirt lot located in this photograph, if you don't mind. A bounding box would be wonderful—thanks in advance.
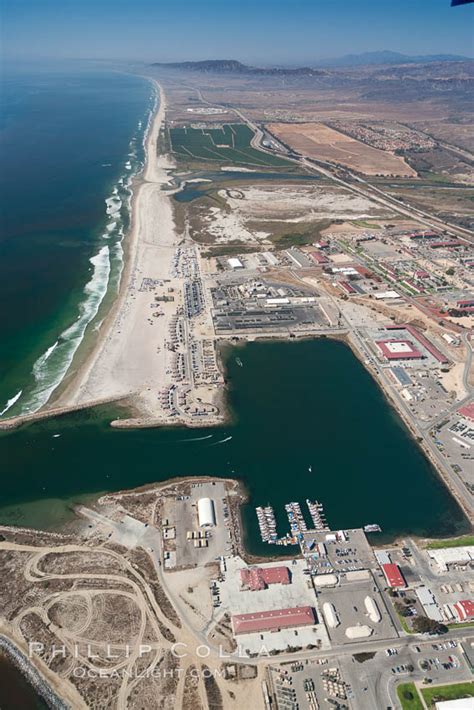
[267,122,417,177]
[184,182,393,247]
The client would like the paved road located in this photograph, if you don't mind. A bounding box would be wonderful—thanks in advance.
[175,79,473,242]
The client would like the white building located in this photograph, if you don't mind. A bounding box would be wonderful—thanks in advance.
[227,257,244,270]
[197,497,216,527]
[435,700,474,710]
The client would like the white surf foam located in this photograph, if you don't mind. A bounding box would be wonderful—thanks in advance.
[0,390,23,417]
[17,246,111,415]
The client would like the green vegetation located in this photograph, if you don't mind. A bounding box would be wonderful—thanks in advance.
[170,123,292,168]
[421,171,456,184]
[269,232,315,249]
[426,535,474,549]
[396,611,413,634]
[397,683,424,710]
[202,244,261,258]
[350,220,382,229]
[448,621,474,630]
[412,615,448,635]
[421,681,474,708]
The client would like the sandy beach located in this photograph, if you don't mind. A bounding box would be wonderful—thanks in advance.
[41,81,176,421]
[0,79,223,431]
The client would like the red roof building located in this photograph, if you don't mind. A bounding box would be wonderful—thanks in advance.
[376,339,423,361]
[382,563,406,589]
[458,402,474,423]
[340,281,356,295]
[453,600,474,622]
[240,566,291,591]
[232,606,316,635]
[385,325,449,365]
[354,265,373,278]
[309,252,329,265]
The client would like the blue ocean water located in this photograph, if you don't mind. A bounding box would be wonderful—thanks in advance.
[0,61,155,417]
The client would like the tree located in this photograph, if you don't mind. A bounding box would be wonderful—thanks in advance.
[395,602,411,618]
[446,267,455,276]
[413,616,448,635]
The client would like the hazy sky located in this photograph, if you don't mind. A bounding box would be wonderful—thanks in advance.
[2,0,473,64]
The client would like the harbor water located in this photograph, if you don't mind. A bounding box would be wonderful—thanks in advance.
[0,339,468,554]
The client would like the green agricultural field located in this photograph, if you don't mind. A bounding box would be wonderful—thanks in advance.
[170,123,292,168]
[397,683,424,710]
[421,681,474,708]
[426,535,474,549]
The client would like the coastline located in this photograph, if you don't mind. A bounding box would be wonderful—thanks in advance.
[0,78,167,431]
[0,76,469,535]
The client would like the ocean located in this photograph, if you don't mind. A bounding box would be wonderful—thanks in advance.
[0,61,155,418]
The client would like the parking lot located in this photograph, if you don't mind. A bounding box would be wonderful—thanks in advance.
[161,480,233,569]
[339,638,471,709]
[268,657,351,710]
[317,575,397,645]
[301,528,378,576]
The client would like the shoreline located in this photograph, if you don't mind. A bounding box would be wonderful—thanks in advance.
[0,77,166,431]
[0,77,470,533]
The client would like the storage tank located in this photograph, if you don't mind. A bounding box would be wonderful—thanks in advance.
[197,497,216,527]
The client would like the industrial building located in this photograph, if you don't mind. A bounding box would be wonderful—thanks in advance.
[386,324,449,364]
[240,565,291,591]
[381,563,406,588]
[309,252,329,265]
[452,600,474,622]
[231,606,316,635]
[227,257,244,270]
[416,586,444,622]
[458,403,474,422]
[197,497,216,527]
[376,339,423,361]
[427,546,474,572]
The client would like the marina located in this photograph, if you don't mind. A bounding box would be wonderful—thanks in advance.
[255,497,330,545]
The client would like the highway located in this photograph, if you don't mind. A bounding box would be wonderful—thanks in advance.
[168,78,474,243]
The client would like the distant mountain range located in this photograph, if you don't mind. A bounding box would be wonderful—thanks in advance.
[150,59,326,76]
[151,52,471,74]
[313,50,470,67]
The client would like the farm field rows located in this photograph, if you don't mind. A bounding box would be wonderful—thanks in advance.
[170,123,292,167]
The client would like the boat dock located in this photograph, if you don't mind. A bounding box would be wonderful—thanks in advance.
[306,499,329,531]
[285,501,308,535]
[255,496,333,545]
[256,505,278,543]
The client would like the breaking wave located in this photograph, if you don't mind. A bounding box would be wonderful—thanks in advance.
[0,79,158,419]
[0,390,23,416]
[10,246,111,416]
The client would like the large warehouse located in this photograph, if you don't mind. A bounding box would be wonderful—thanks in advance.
[232,606,316,635]
[240,566,291,591]
[376,339,423,361]
[197,497,216,527]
